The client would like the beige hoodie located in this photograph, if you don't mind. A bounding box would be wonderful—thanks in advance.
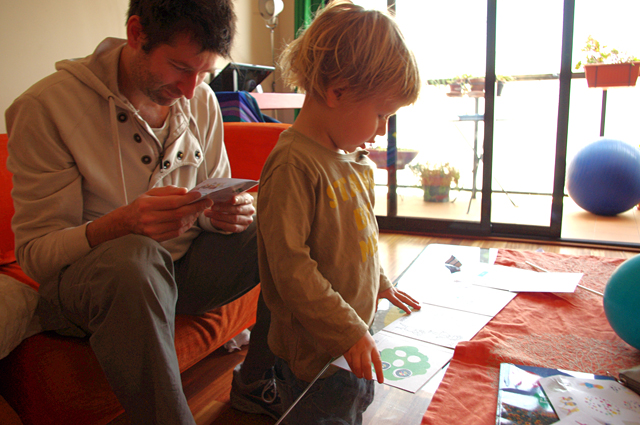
[6,38,229,287]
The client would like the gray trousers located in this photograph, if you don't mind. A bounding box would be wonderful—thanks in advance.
[42,221,272,424]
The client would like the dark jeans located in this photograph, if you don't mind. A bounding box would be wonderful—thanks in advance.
[44,222,271,425]
[275,357,375,425]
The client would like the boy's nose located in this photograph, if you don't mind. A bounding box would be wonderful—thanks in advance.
[377,119,388,136]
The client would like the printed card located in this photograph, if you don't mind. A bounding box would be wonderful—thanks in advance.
[332,330,453,393]
[188,177,258,203]
[382,304,492,349]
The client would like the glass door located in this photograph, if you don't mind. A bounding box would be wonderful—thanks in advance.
[373,0,489,233]
[563,0,640,245]
[491,0,565,230]
[350,0,640,247]
[367,0,572,240]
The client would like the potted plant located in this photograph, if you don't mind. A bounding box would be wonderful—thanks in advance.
[409,162,460,202]
[468,76,485,94]
[575,36,640,88]
[496,75,513,96]
[428,74,514,97]
[427,78,467,97]
[366,146,419,170]
[463,75,513,96]
[447,80,464,96]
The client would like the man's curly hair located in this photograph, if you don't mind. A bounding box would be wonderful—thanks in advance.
[127,0,236,56]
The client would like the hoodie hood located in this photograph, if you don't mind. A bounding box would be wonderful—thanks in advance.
[55,38,135,205]
[55,38,132,112]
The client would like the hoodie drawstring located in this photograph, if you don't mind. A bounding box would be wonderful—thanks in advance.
[108,96,129,205]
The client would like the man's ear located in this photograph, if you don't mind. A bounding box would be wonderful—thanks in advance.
[126,15,146,50]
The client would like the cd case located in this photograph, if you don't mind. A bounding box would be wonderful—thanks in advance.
[620,365,640,396]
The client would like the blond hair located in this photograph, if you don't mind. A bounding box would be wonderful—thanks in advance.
[279,0,421,105]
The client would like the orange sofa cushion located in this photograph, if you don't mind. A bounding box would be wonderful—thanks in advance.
[223,122,289,186]
[0,287,259,425]
[0,134,15,266]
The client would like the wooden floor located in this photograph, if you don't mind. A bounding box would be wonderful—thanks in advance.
[162,232,638,425]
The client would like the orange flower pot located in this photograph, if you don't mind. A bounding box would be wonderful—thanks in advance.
[584,62,640,88]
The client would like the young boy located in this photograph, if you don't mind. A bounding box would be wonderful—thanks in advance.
[256,1,422,423]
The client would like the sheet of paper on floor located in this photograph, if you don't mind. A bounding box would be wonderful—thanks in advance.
[420,244,498,268]
[403,278,516,317]
[382,304,493,349]
[465,263,583,293]
[332,330,453,393]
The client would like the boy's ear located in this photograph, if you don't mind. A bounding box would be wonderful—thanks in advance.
[326,84,348,108]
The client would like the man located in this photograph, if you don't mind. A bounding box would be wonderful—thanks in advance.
[6,1,278,423]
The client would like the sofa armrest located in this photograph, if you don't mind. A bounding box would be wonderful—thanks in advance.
[0,134,15,259]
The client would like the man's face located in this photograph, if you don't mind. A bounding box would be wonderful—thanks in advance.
[130,34,218,106]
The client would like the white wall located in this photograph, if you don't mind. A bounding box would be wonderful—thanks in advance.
[0,0,295,134]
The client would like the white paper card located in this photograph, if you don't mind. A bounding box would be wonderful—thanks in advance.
[406,280,516,317]
[469,264,583,293]
[188,177,258,203]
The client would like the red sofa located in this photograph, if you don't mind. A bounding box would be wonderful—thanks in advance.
[0,122,289,425]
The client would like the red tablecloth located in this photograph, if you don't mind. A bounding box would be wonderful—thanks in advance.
[422,249,640,425]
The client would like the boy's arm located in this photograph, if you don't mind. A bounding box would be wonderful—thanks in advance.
[259,163,369,357]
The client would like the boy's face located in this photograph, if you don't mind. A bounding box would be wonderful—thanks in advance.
[330,95,403,153]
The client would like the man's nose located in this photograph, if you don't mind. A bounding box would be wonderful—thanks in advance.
[178,73,200,99]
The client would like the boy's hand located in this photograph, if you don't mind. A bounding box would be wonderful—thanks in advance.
[378,286,421,315]
[343,332,384,383]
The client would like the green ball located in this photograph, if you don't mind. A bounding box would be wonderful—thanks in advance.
[603,255,640,350]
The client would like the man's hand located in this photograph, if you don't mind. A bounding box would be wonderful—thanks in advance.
[203,192,255,233]
[87,186,212,247]
[126,186,213,240]
[378,286,421,315]
[344,332,384,383]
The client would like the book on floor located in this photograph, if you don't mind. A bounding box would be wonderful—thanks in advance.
[495,363,616,425]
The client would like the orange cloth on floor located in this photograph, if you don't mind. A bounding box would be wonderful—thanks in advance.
[422,249,640,425]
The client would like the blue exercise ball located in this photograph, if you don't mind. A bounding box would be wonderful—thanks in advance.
[603,255,640,350]
[567,138,640,216]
